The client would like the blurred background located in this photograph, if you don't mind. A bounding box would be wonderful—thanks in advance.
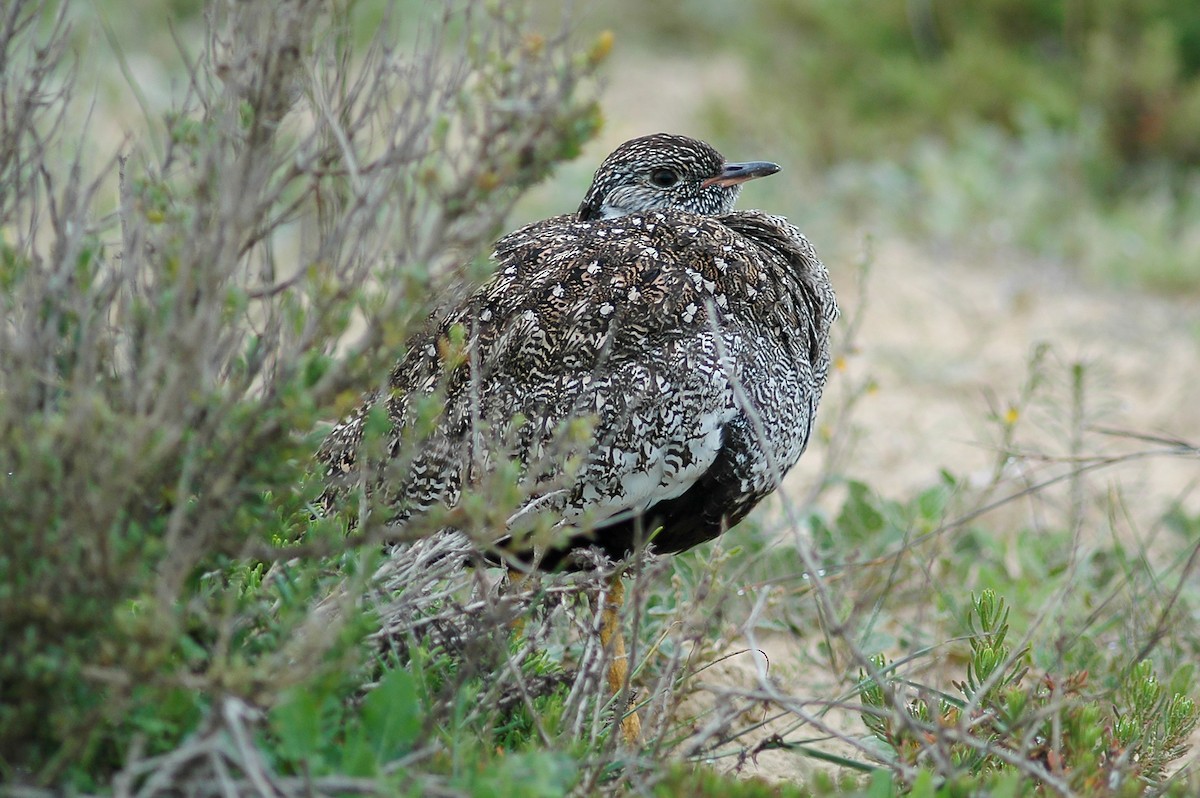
[522,0,1200,290]
[77,0,1200,509]
[90,0,1200,288]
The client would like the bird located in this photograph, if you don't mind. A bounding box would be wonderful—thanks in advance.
[317,132,839,739]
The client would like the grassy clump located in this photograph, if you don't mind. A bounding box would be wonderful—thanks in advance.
[858,590,1198,794]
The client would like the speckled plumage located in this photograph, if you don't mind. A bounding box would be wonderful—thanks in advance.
[318,134,838,568]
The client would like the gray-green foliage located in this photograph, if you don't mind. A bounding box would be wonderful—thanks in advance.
[0,0,601,783]
[857,590,1198,795]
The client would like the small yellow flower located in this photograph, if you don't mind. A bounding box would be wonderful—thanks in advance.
[476,171,500,191]
[1004,406,1020,425]
[522,33,545,56]
[589,30,614,65]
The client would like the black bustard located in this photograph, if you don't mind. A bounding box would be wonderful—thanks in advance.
[317,133,839,739]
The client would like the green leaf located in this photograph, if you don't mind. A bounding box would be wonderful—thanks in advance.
[909,769,936,798]
[837,480,886,542]
[270,689,324,766]
[472,751,579,798]
[864,768,895,798]
[988,771,1024,798]
[339,727,378,777]
[914,484,948,522]
[361,666,422,762]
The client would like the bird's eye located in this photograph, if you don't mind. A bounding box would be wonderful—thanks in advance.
[649,169,678,188]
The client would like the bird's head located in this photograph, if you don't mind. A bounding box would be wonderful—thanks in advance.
[576,133,780,222]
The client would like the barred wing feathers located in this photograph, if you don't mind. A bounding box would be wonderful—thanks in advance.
[317,208,837,566]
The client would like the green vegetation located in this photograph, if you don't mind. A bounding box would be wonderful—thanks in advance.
[2,0,1199,796]
[858,592,1197,794]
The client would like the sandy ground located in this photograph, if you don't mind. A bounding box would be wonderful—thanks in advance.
[692,235,1200,785]
[655,229,1200,789]
[793,237,1200,509]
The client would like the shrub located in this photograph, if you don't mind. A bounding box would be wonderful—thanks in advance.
[0,0,601,784]
[856,582,1198,793]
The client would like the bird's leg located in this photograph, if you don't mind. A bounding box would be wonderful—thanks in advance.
[599,574,642,743]
[508,569,528,640]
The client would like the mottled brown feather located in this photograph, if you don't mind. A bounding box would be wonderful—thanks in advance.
[316,135,838,567]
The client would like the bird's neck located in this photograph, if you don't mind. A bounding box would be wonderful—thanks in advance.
[597,202,635,219]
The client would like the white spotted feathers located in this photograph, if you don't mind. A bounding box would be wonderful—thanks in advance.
[316,134,839,567]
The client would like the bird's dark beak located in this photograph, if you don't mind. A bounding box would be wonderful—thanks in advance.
[702,160,781,188]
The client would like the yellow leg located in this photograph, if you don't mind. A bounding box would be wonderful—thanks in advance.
[509,569,528,639]
[599,576,642,743]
